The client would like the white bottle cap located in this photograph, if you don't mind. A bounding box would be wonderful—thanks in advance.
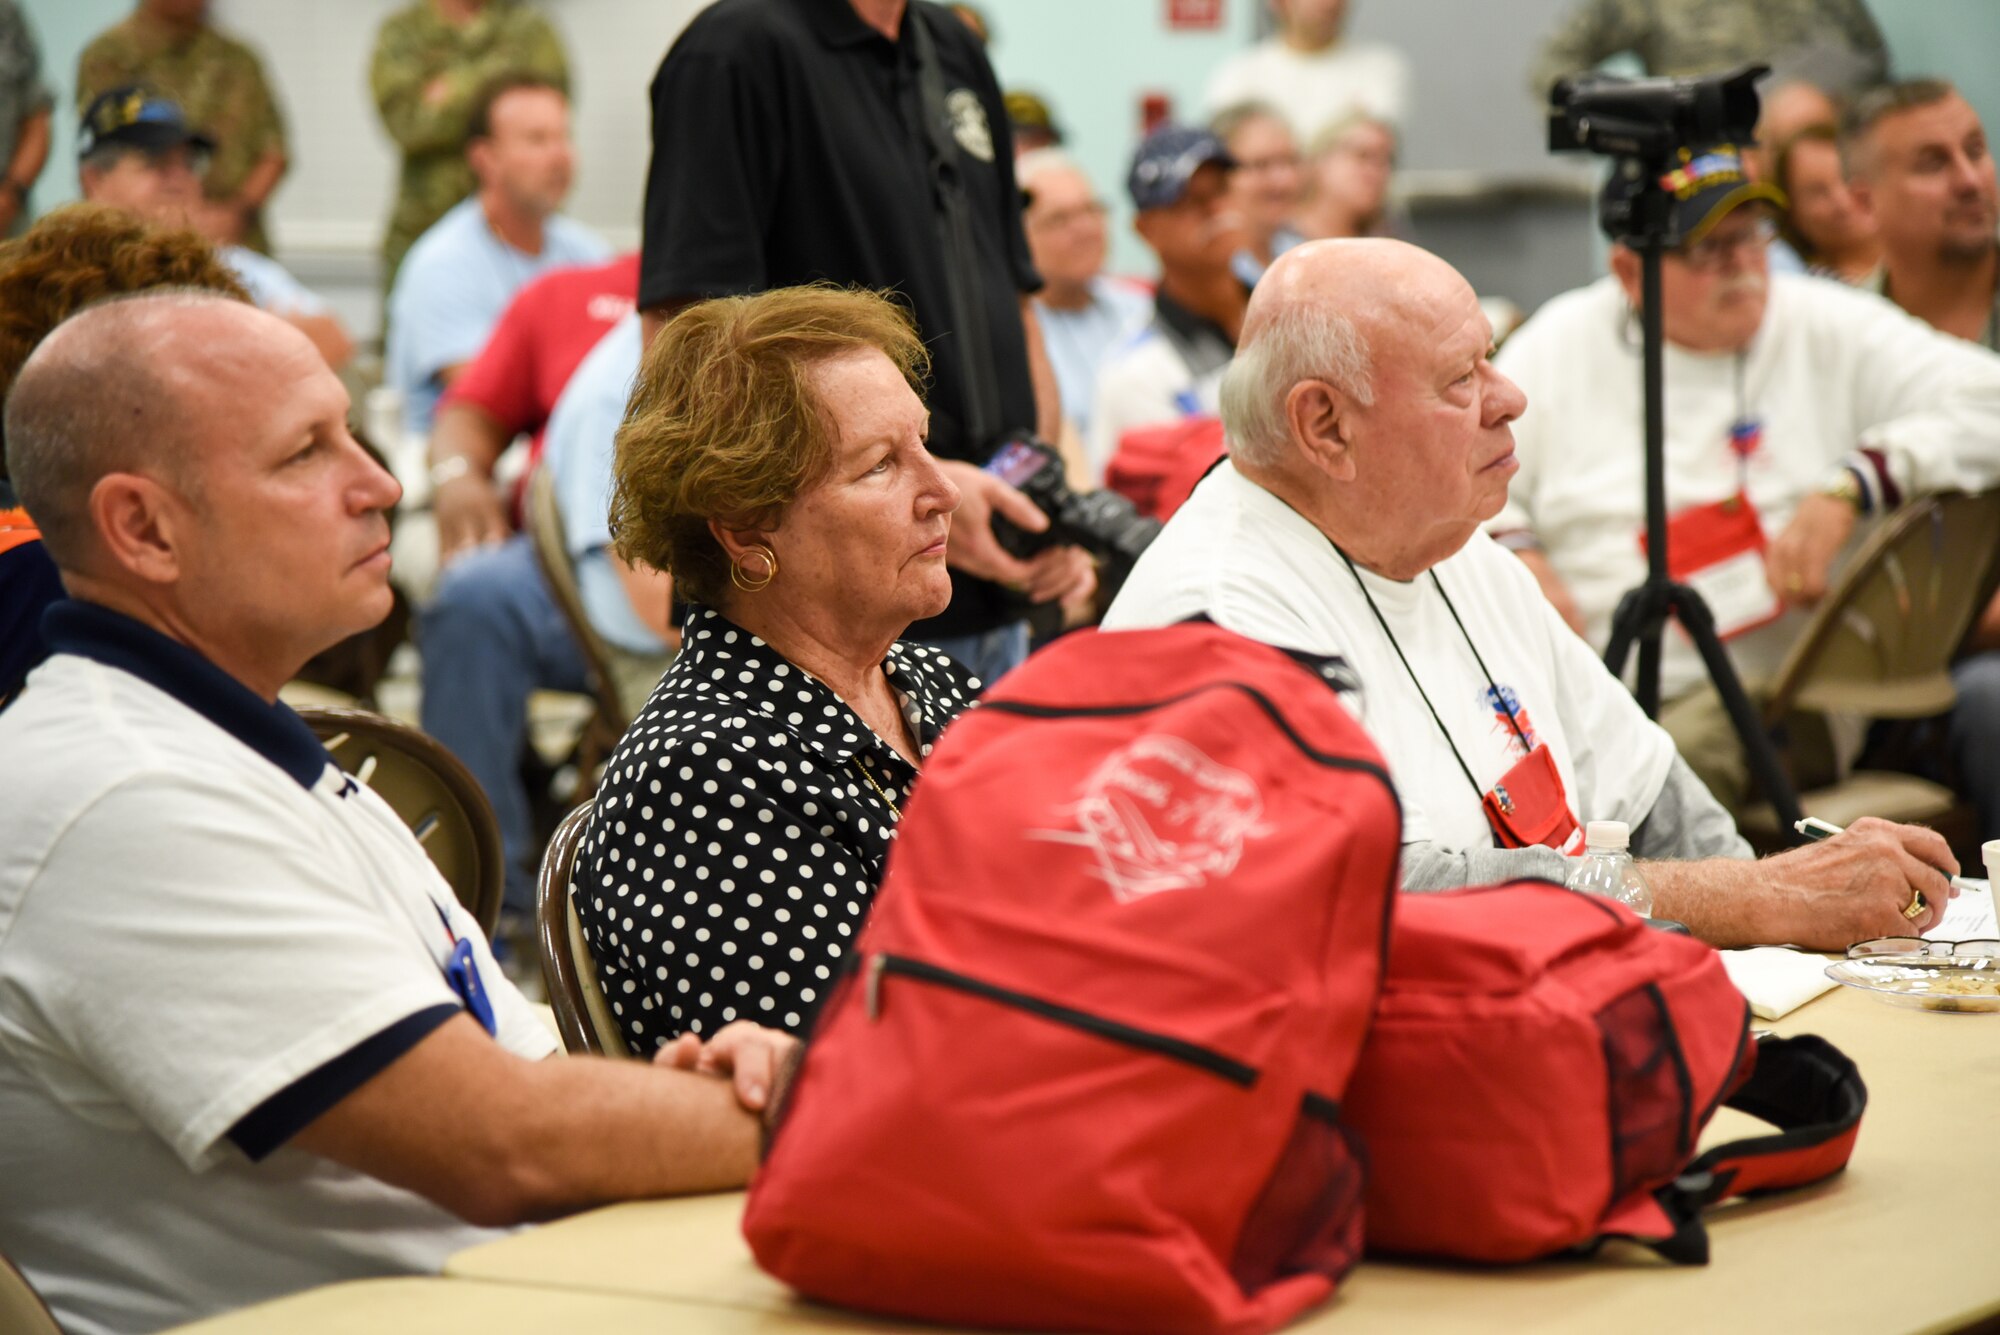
[1585,820,1630,851]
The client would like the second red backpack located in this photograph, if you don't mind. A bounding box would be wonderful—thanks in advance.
[744,622,1402,1334]
[1346,881,1866,1265]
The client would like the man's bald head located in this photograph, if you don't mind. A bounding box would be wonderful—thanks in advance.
[5,292,273,570]
[1223,238,1467,467]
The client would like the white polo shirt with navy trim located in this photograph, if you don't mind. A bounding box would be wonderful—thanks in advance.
[0,601,558,1335]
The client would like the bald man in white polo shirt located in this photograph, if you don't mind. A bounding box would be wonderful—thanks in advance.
[0,292,792,1335]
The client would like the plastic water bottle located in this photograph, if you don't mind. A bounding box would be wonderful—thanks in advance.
[1565,820,1653,918]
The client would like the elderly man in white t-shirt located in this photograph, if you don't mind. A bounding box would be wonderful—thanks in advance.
[0,292,790,1335]
[1491,141,2000,807]
[1105,237,1960,951]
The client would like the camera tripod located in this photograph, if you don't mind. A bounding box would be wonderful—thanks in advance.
[1597,164,1805,835]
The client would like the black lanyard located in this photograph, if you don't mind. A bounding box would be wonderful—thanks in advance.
[1333,545,1529,804]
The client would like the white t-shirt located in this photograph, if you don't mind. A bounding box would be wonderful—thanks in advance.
[1492,273,2000,700]
[1203,37,1411,140]
[1088,302,1233,484]
[0,604,558,1335]
[221,245,327,317]
[385,197,610,437]
[1103,462,1677,853]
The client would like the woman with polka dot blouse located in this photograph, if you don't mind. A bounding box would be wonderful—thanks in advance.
[571,286,980,1053]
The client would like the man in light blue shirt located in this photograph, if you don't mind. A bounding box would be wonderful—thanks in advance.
[421,314,670,915]
[1018,149,1151,439]
[384,74,607,437]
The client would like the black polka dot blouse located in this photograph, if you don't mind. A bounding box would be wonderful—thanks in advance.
[570,606,979,1052]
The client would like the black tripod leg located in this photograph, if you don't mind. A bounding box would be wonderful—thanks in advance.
[1669,583,1805,835]
[1603,582,1673,719]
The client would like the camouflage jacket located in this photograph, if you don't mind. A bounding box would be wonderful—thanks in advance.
[369,0,569,290]
[1530,0,1889,97]
[76,12,287,252]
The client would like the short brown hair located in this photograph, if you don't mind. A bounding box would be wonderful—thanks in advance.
[1841,78,1959,177]
[466,72,567,148]
[610,285,929,607]
[0,203,249,469]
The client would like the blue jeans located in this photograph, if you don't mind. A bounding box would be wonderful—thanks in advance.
[916,621,1029,691]
[419,535,589,911]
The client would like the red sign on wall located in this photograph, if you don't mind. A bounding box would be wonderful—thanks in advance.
[1167,0,1224,30]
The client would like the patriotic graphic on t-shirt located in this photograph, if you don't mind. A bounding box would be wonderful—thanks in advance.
[1483,684,1539,757]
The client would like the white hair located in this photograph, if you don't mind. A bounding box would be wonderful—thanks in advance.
[1219,299,1374,470]
[1015,146,1087,195]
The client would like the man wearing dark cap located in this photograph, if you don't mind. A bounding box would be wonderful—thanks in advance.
[637,0,1089,685]
[1489,141,2000,808]
[1088,124,1248,480]
[77,87,351,368]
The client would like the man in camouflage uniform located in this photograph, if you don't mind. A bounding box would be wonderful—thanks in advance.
[75,0,287,254]
[1530,0,1888,99]
[0,0,50,238]
[370,0,568,295]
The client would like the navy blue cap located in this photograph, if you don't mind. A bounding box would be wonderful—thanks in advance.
[1127,125,1235,211]
[1603,141,1788,248]
[78,86,216,160]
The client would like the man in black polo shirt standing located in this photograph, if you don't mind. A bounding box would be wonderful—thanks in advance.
[638,0,1092,684]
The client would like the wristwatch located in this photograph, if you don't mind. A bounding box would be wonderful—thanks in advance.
[1818,468,1867,513]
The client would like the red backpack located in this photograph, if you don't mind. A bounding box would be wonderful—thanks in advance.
[1104,415,1229,521]
[1346,881,1866,1264]
[743,622,1401,1335]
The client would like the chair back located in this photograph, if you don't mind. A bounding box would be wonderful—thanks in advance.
[525,466,628,778]
[1763,490,2000,723]
[298,706,505,938]
[0,1252,62,1335]
[536,802,633,1057]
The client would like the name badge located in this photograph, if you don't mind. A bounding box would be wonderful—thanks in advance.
[1639,491,1782,641]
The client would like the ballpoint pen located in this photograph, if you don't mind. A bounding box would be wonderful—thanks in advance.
[1792,816,1983,893]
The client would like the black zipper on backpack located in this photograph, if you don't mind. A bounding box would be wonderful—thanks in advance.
[982,683,1395,790]
[865,951,1259,1088]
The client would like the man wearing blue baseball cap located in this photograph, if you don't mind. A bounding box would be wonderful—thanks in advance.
[1088,125,1249,481]
[1489,139,2000,810]
[77,86,351,369]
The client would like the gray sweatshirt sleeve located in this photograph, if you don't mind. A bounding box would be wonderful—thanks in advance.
[1398,755,1749,892]
[1630,754,1753,862]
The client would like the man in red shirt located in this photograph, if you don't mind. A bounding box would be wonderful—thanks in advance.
[426,251,637,559]
[418,251,646,918]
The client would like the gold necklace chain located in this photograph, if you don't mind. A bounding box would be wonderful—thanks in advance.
[850,757,904,821]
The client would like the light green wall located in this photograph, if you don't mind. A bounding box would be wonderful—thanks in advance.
[978,0,1258,276]
[20,0,127,212]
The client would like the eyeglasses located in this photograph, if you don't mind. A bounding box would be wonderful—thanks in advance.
[1235,153,1301,175]
[1028,201,1108,231]
[1677,215,1777,271]
[1847,937,2000,959]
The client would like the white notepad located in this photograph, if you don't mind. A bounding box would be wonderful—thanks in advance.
[1925,880,1999,941]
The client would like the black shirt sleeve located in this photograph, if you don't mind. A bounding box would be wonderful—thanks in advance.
[638,39,781,311]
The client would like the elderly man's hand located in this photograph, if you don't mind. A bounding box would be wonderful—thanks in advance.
[652,1020,799,1113]
[1765,494,1857,608]
[433,472,510,565]
[1765,816,1960,947]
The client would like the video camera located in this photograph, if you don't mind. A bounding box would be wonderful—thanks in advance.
[983,434,1160,594]
[1547,64,1766,244]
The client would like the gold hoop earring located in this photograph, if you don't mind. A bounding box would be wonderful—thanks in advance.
[730,544,778,593]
